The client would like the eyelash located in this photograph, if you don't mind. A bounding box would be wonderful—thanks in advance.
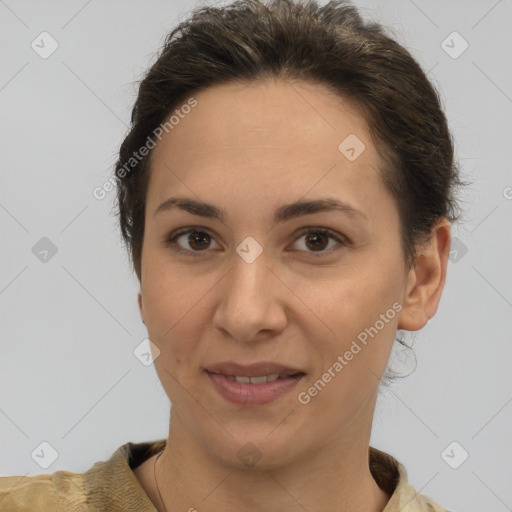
[164,226,349,258]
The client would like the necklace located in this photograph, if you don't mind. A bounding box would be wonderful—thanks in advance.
[153,451,168,512]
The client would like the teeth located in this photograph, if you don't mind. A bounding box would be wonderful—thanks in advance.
[233,374,281,384]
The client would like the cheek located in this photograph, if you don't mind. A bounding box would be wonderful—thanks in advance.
[299,302,398,422]
[141,265,216,359]
[303,264,396,328]
[302,259,401,366]
[141,269,184,345]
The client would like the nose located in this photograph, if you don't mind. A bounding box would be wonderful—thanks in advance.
[212,249,288,343]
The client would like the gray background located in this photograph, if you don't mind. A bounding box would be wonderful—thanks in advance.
[1,1,511,510]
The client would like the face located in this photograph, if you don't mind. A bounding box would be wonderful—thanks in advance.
[138,78,423,469]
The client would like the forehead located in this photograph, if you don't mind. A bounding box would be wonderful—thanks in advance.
[159,78,372,154]
[146,78,392,222]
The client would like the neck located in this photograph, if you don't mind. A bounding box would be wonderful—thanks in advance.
[155,404,389,512]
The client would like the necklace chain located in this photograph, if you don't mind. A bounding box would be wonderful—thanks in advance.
[153,451,168,512]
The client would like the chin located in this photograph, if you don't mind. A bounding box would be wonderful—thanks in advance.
[204,431,303,472]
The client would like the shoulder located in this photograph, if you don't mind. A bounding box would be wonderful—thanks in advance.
[369,446,450,512]
[0,439,166,512]
[387,478,450,512]
[0,470,86,511]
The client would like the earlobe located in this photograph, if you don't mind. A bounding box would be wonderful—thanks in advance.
[397,219,451,332]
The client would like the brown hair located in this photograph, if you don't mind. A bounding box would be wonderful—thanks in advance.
[114,1,468,375]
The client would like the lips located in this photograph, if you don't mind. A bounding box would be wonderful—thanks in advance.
[205,362,306,406]
[204,361,305,379]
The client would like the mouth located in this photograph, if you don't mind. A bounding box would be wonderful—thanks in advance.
[206,372,305,384]
[204,361,305,378]
[204,362,306,406]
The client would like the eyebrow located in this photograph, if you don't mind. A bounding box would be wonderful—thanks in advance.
[154,196,369,225]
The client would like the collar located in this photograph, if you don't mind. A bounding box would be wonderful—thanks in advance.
[80,439,446,511]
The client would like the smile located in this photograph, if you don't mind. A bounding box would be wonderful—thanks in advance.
[205,370,305,406]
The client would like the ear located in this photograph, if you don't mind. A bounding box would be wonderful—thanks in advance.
[397,218,451,331]
[138,292,146,325]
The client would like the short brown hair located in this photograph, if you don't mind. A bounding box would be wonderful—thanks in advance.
[114,0,467,283]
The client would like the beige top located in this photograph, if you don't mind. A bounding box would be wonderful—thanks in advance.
[0,439,448,511]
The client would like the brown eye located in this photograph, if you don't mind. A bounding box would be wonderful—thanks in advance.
[186,231,211,251]
[165,228,221,257]
[304,231,330,251]
[291,228,348,256]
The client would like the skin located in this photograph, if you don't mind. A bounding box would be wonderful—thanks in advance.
[133,77,450,512]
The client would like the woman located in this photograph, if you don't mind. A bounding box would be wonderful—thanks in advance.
[0,0,465,510]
